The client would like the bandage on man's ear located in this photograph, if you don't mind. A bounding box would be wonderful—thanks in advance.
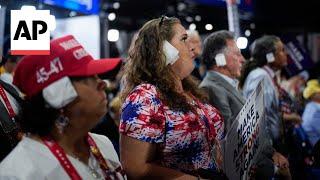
[215,53,227,67]
[266,52,275,63]
[42,77,78,109]
[163,40,179,65]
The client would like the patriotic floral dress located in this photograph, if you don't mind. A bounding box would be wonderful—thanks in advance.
[120,83,224,175]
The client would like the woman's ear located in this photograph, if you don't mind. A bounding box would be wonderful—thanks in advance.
[42,77,78,109]
[266,52,275,63]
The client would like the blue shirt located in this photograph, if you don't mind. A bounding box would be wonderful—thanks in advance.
[242,66,281,142]
[302,101,320,146]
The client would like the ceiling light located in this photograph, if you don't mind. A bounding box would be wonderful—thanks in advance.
[108,29,119,42]
[205,24,213,31]
[236,37,248,49]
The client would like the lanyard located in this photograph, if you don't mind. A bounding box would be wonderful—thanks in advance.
[42,134,121,180]
[262,66,295,113]
[0,85,16,119]
[263,66,279,87]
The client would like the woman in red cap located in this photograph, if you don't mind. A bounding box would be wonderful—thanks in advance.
[0,35,126,180]
[120,17,225,179]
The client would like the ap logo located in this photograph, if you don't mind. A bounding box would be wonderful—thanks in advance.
[11,6,55,55]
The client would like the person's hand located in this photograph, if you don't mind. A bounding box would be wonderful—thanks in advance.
[213,139,223,170]
[276,166,292,180]
[248,165,257,180]
[272,152,289,169]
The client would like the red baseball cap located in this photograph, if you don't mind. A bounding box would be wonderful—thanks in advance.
[13,35,121,98]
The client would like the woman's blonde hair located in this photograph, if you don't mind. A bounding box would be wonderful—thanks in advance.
[121,17,206,112]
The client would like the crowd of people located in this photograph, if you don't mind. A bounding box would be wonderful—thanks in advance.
[0,16,320,179]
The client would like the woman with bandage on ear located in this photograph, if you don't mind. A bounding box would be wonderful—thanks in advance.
[239,35,293,179]
[0,35,126,180]
[119,16,225,179]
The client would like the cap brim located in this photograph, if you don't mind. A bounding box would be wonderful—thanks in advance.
[69,58,121,77]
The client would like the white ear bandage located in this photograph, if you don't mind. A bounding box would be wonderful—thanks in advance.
[215,53,227,67]
[42,76,78,109]
[266,52,275,63]
[163,40,179,65]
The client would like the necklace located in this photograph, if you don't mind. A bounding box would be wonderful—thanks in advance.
[87,152,103,179]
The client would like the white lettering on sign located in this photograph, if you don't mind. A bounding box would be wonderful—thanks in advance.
[36,57,64,83]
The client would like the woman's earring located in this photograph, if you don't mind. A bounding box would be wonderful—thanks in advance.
[55,115,70,134]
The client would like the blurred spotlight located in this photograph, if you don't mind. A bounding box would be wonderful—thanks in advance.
[245,29,251,37]
[108,12,116,21]
[189,23,196,30]
[250,23,255,29]
[195,15,201,22]
[236,37,248,49]
[69,11,77,17]
[108,29,119,42]
[177,2,186,11]
[21,5,36,10]
[0,5,2,9]
[113,2,120,9]
[186,16,193,22]
[205,24,213,31]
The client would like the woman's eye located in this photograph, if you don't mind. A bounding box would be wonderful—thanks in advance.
[182,37,187,42]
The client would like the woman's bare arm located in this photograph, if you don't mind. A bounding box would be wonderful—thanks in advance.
[120,135,198,180]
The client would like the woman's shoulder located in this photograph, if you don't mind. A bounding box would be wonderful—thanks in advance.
[88,133,120,163]
[124,83,161,105]
[131,83,159,95]
[247,67,268,79]
[0,137,49,179]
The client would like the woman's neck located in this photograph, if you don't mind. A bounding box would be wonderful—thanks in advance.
[268,63,280,72]
[174,75,184,93]
[30,130,90,164]
[52,127,90,164]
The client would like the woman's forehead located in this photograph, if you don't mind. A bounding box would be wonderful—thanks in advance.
[275,40,284,48]
[173,23,187,36]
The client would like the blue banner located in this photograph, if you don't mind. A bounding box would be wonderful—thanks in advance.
[281,35,314,77]
[41,0,99,14]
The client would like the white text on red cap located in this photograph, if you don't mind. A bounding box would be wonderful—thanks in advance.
[73,48,89,60]
[36,58,64,83]
[59,39,80,50]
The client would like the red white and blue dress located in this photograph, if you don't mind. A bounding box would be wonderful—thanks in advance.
[120,83,224,175]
